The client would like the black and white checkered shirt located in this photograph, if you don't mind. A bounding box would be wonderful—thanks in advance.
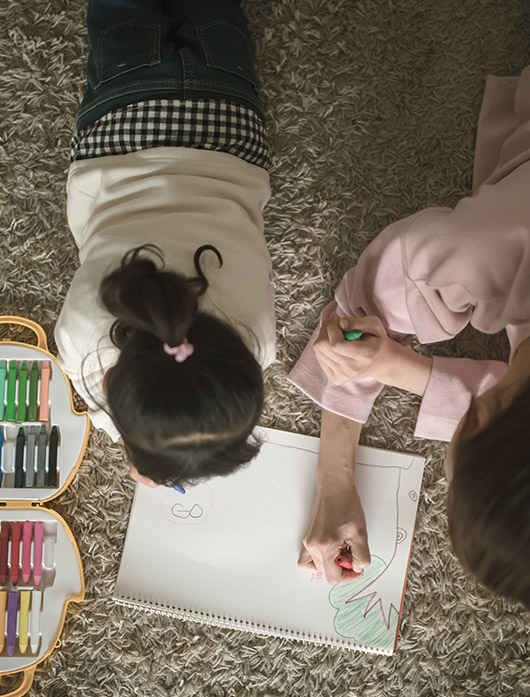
[70,98,270,169]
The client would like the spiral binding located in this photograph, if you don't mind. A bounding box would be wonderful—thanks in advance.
[112,594,393,656]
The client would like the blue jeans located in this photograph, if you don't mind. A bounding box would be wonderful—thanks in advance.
[77,0,264,131]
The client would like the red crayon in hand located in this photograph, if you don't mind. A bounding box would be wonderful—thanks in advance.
[335,554,354,570]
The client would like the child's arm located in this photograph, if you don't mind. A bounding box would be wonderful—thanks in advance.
[298,409,371,584]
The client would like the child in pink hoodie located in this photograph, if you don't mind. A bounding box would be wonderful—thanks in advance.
[289,67,530,609]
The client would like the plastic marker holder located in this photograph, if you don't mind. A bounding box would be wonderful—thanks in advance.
[0,315,89,697]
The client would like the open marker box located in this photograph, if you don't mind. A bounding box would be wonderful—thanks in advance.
[0,316,89,697]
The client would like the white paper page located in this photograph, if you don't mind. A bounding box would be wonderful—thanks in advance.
[114,427,425,654]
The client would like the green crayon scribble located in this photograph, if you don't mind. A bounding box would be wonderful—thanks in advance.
[329,555,399,651]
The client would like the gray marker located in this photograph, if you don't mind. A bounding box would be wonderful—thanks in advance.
[25,426,37,487]
[36,425,47,487]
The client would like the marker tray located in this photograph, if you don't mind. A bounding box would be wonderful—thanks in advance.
[0,316,88,697]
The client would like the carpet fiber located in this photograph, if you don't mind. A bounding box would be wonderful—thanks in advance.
[0,1,529,696]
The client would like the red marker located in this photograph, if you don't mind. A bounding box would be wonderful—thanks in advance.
[22,521,33,584]
[335,554,353,570]
[0,523,10,585]
[10,522,22,585]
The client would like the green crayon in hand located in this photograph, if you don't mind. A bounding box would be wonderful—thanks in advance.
[343,329,363,341]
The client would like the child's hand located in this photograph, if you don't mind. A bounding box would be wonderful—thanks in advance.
[313,312,401,386]
[298,481,371,585]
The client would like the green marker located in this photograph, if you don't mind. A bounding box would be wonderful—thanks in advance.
[28,361,40,422]
[6,360,18,421]
[17,361,28,422]
[0,360,6,420]
[343,329,363,341]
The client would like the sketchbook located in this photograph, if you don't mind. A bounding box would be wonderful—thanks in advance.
[113,427,425,655]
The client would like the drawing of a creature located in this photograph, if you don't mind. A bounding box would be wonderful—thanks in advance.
[329,458,422,651]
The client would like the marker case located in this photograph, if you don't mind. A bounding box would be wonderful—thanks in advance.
[0,316,88,697]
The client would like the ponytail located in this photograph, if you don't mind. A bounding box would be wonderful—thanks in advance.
[99,244,264,485]
[100,243,222,349]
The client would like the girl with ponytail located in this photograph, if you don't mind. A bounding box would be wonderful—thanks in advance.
[55,0,276,487]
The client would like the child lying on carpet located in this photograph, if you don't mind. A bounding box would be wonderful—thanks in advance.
[55,0,276,489]
[289,66,530,609]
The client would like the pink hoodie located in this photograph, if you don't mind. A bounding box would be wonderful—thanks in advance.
[289,68,530,442]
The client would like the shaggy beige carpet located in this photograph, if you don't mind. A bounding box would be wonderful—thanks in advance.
[1,0,529,695]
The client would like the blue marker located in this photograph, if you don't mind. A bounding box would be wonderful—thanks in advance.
[168,481,186,494]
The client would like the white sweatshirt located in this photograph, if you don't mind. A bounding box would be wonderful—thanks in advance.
[55,147,276,440]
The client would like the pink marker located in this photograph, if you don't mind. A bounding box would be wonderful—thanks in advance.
[39,360,51,421]
[10,522,21,585]
[22,521,33,584]
[33,522,44,585]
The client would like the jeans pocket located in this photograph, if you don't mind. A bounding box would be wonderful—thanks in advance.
[97,20,161,86]
[197,20,258,88]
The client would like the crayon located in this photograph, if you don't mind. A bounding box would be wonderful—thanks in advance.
[47,426,59,487]
[10,521,21,585]
[343,329,363,341]
[17,361,28,422]
[335,554,354,570]
[168,481,186,494]
[0,522,10,585]
[6,360,17,421]
[36,425,47,487]
[22,521,33,584]
[25,426,37,488]
[38,360,51,422]
[14,427,25,488]
[0,359,6,420]
[0,425,3,487]
[7,592,17,656]
[28,361,39,422]
[0,590,6,653]
[19,590,31,654]
[33,522,44,585]
[31,589,42,653]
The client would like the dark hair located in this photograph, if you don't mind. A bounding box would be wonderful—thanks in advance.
[447,377,530,609]
[100,244,264,485]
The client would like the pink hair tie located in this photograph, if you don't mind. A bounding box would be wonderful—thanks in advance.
[163,339,194,363]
